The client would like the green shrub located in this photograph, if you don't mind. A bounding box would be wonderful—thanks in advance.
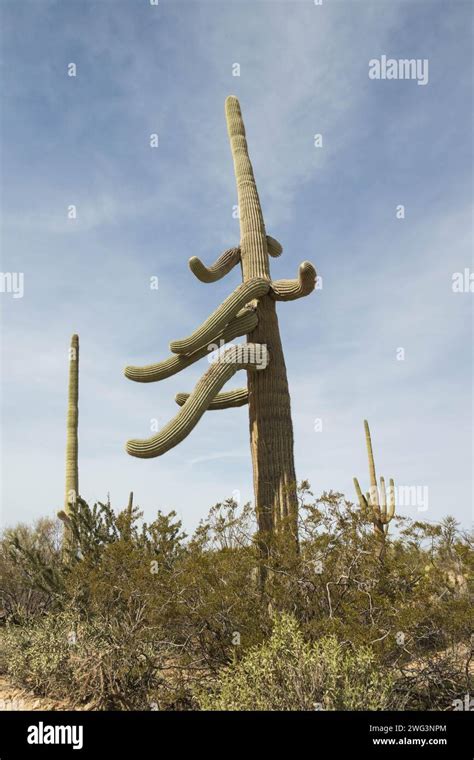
[196,613,394,711]
[0,608,179,710]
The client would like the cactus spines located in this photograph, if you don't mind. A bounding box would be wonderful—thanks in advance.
[125,307,258,383]
[271,261,317,301]
[169,277,270,355]
[127,344,268,459]
[353,420,396,560]
[125,97,317,556]
[175,387,248,409]
[64,334,79,515]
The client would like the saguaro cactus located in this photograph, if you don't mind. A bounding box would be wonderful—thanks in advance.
[57,334,79,547]
[353,420,396,560]
[64,334,79,515]
[125,97,317,550]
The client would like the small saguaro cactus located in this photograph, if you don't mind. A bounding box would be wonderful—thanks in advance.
[353,420,396,561]
[125,96,317,552]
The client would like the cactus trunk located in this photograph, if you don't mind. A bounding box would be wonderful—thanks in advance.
[225,97,298,547]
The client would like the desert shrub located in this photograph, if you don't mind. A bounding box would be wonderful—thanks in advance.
[0,518,63,623]
[196,613,394,711]
[0,487,471,711]
[391,647,472,710]
[0,605,185,710]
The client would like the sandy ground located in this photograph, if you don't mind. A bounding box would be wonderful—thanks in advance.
[0,676,73,711]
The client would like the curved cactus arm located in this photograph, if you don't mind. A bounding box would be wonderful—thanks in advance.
[266,236,283,258]
[169,277,270,355]
[188,236,286,281]
[189,246,241,283]
[353,477,368,510]
[126,344,268,458]
[125,307,258,383]
[175,387,248,409]
[270,261,317,301]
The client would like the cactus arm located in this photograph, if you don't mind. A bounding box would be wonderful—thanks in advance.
[125,307,258,383]
[57,509,72,525]
[169,277,270,355]
[189,238,281,282]
[270,261,317,301]
[175,387,248,409]
[126,344,268,458]
[364,419,380,510]
[379,476,387,519]
[189,246,241,283]
[353,477,368,510]
[266,236,282,258]
[386,478,396,522]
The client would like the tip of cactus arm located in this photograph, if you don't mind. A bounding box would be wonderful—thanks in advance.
[301,260,316,274]
[126,439,143,458]
[266,236,283,258]
[124,365,147,382]
[126,438,161,459]
[57,510,71,524]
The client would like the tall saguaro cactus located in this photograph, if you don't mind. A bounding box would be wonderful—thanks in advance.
[64,334,79,515]
[353,420,396,561]
[125,97,317,550]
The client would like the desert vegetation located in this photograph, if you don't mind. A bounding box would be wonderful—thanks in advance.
[0,487,471,711]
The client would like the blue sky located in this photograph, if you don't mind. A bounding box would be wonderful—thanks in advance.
[0,0,472,532]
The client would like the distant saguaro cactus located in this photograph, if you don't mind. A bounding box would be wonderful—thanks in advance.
[57,334,79,547]
[353,420,396,561]
[64,334,79,515]
[125,97,317,552]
